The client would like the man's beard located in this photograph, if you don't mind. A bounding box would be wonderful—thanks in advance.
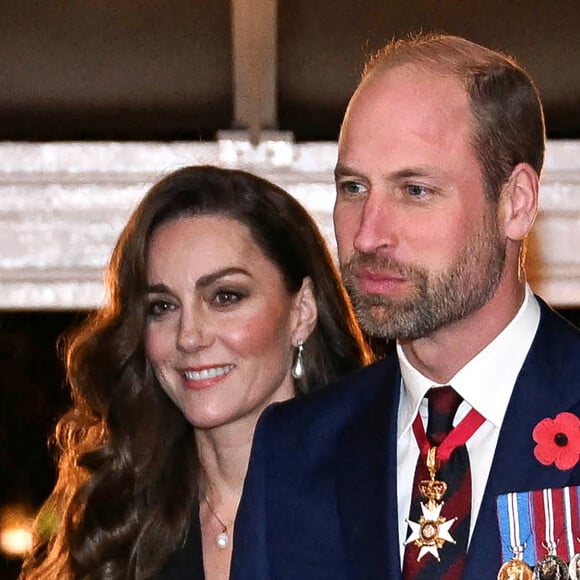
[340,209,506,341]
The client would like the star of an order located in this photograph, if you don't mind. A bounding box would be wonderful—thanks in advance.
[404,502,457,562]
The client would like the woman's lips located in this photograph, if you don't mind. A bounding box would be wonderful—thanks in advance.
[181,364,234,390]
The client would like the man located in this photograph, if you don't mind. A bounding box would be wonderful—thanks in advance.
[230,34,580,580]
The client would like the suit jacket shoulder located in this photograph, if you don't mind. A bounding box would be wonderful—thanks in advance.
[256,352,401,447]
[232,352,403,580]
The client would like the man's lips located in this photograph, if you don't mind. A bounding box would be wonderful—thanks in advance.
[354,268,408,294]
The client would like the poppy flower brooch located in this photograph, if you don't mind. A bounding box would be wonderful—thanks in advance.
[532,412,580,470]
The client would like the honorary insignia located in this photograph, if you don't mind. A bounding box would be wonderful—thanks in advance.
[497,487,580,579]
[497,558,534,580]
[532,554,570,579]
[404,447,457,561]
[497,491,536,575]
[568,553,580,580]
[405,499,457,561]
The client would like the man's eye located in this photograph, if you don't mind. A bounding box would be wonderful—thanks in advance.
[147,300,174,317]
[406,184,431,197]
[338,181,367,195]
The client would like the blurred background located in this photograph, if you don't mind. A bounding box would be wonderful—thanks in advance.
[1,0,579,142]
[1,1,580,577]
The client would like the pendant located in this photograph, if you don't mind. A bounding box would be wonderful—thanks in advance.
[569,554,580,580]
[216,530,229,549]
[405,447,458,562]
[497,558,533,580]
[532,555,570,580]
[405,500,457,561]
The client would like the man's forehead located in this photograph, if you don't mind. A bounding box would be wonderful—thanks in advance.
[356,65,465,108]
[341,71,469,140]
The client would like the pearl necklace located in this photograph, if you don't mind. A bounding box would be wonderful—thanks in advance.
[204,498,230,550]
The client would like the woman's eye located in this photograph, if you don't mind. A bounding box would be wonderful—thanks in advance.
[147,300,174,317]
[213,291,243,306]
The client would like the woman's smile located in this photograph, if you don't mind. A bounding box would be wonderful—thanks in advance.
[181,364,235,389]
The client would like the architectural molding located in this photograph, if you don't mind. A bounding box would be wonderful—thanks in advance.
[0,138,579,310]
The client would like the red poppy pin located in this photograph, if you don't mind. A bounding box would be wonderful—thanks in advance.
[532,412,580,470]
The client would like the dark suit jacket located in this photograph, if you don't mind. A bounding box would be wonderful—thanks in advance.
[231,299,580,579]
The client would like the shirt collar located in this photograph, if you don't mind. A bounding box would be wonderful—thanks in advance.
[397,285,540,438]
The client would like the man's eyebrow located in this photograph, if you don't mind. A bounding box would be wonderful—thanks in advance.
[334,165,437,181]
[390,167,434,179]
[334,164,361,179]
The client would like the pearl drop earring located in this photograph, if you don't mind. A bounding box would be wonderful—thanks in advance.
[292,339,305,379]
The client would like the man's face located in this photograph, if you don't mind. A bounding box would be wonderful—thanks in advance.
[333,66,506,341]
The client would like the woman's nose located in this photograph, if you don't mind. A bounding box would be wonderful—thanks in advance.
[176,311,210,352]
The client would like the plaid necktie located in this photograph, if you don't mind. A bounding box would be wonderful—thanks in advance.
[402,386,472,579]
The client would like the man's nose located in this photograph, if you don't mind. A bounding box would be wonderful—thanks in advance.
[353,192,397,254]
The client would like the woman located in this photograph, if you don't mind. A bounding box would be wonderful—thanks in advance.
[20,166,372,580]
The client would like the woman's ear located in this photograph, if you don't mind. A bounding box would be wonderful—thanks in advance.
[500,162,539,241]
[291,277,318,345]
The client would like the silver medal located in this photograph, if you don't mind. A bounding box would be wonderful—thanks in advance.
[532,555,570,580]
[568,554,580,580]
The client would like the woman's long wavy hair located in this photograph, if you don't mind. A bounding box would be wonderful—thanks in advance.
[20,166,372,579]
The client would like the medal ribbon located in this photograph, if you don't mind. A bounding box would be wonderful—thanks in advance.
[412,405,486,464]
[564,486,580,560]
[404,391,484,577]
[496,491,536,565]
[531,488,567,560]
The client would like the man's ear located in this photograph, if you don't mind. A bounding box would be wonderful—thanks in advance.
[499,162,539,241]
[291,277,318,345]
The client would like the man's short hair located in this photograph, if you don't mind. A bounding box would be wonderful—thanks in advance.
[362,33,546,202]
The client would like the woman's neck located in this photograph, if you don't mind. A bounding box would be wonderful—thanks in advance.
[195,421,254,503]
[195,424,254,580]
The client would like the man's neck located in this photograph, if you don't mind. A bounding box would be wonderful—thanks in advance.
[399,281,526,384]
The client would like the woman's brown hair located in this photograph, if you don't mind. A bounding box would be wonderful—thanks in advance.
[21,165,372,579]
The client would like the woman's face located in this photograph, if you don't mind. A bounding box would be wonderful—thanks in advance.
[144,215,313,432]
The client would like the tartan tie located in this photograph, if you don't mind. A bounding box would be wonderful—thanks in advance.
[402,386,472,580]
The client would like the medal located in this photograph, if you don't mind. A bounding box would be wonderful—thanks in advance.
[532,554,570,580]
[497,491,535,579]
[498,558,534,580]
[497,487,580,580]
[531,489,569,579]
[404,406,485,562]
[568,553,580,580]
[404,447,458,561]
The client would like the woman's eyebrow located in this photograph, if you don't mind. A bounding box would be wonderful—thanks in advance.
[196,267,250,289]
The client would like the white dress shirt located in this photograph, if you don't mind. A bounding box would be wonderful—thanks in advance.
[396,285,541,564]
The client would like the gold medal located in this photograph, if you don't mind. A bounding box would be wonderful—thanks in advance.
[405,403,485,567]
[404,447,458,561]
[497,558,534,580]
[532,554,570,580]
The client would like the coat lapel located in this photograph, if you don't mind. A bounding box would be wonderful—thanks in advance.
[465,301,580,577]
[335,356,403,580]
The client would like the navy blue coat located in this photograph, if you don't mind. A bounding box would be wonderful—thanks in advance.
[231,299,580,579]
